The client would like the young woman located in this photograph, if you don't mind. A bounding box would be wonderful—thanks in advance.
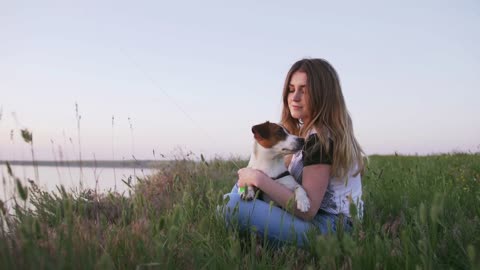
[222,58,366,247]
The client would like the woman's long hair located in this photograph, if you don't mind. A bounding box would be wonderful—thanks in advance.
[281,58,366,179]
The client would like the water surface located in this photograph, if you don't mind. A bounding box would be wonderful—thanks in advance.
[1,164,153,203]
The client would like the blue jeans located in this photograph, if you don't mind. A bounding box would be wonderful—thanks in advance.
[220,184,352,248]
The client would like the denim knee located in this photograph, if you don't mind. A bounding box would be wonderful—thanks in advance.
[220,193,242,224]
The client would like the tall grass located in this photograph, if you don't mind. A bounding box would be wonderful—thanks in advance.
[20,129,39,183]
[112,116,117,192]
[75,102,83,189]
[0,153,479,269]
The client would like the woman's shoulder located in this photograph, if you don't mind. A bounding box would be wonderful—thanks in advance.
[305,128,333,143]
[303,130,333,166]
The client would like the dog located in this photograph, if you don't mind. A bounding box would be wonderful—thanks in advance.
[239,121,311,212]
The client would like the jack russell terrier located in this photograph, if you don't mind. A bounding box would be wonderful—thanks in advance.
[239,121,311,212]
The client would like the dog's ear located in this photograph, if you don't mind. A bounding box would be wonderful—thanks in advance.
[251,121,271,140]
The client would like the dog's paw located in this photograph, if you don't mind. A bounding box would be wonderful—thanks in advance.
[296,197,310,212]
[295,188,310,212]
[240,186,255,201]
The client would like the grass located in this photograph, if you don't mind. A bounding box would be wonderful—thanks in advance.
[0,153,479,269]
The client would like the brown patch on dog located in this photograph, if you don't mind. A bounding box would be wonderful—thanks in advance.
[251,121,287,148]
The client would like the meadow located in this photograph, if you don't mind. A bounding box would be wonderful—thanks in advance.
[0,153,479,269]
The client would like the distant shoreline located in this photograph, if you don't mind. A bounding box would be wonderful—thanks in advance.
[0,160,170,169]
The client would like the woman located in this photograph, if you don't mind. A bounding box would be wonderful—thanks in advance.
[222,58,366,247]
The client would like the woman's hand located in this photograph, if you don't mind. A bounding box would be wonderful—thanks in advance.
[237,168,267,188]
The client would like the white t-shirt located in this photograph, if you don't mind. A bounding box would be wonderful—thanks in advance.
[288,129,364,218]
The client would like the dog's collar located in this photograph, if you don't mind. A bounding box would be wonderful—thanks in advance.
[272,171,290,180]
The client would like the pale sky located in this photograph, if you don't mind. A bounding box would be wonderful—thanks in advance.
[1,0,479,161]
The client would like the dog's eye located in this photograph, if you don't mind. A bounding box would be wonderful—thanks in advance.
[276,129,285,136]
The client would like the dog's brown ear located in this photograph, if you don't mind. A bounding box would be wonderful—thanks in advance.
[251,121,271,140]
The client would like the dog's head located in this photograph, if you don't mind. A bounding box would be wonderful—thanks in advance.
[251,121,304,155]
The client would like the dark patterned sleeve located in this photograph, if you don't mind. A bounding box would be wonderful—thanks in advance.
[303,134,333,166]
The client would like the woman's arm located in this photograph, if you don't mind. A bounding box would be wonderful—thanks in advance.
[297,164,330,219]
[238,164,330,221]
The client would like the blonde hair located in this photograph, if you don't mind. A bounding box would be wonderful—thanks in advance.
[281,58,366,179]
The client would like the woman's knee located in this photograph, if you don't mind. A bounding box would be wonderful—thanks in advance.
[225,192,242,207]
[221,193,243,220]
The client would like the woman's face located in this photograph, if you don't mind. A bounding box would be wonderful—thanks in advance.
[287,71,311,125]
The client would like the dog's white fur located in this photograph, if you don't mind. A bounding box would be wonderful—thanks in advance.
[240,124,311,212]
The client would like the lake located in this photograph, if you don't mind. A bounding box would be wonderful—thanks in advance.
[0,164,154,203]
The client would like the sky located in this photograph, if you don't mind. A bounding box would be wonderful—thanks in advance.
[0,0,479,161]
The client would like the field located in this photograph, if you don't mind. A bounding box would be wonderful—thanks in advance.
[0,153,479,269]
